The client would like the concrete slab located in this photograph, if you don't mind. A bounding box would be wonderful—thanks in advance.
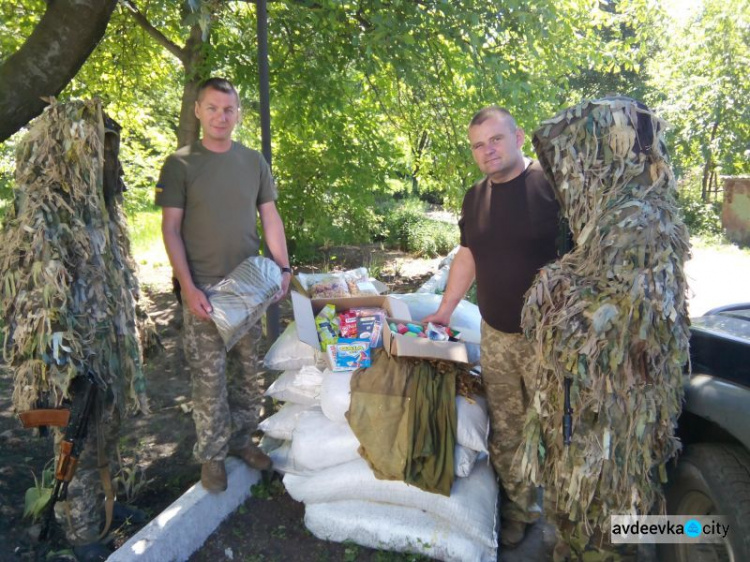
[108,458,260,562]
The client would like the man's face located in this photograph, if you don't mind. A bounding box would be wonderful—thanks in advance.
[468,114,525,183]
[195,87,239,144]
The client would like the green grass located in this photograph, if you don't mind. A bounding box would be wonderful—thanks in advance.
[690,234,750,256]
[128,209,163,257]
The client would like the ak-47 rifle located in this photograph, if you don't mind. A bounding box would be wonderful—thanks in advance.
[563,377,573,446]
[19,375,98,540]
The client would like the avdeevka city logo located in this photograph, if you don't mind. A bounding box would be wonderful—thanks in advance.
[684,519,702,538]
[611,515,729,543]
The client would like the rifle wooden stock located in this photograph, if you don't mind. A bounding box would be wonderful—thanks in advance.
[18,409,71,428]
[55,440,80,481]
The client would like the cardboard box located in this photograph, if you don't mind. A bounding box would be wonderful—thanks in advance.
[383,317,480,364]
[291,291,411,351]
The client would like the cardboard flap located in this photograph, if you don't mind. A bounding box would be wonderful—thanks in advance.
[290,275,310,298]
[291,291,321,348]
[386,296,410,320]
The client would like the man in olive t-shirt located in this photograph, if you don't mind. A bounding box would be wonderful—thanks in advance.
[425,106,561,549]
[156,77,291,493]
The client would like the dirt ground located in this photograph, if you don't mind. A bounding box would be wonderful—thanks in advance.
[0,245,451,562]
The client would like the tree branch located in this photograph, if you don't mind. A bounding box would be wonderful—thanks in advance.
[120,0,187,64]
[0,0,118,142]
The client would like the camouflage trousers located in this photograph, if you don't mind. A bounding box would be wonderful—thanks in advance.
[53,397,120,546]
[183,304,264,463]
[480,320,542,524]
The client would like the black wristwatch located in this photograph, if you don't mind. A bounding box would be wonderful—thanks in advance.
[280,266,292,275]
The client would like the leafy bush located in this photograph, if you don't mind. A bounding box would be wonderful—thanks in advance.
[381,200,459,257]
[679,197,723,237]
[675,178,723,237]
[0,137,18,222]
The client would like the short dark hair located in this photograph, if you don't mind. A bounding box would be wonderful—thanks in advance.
[469,106,517,130]
[197,77,239,104]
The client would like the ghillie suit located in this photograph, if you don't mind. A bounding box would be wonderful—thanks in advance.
[0,99,149,544]
[1,99,148,415]
[516,97,690,556]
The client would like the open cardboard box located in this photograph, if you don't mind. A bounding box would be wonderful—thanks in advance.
[383,317,481,364]
[290,289,411,352]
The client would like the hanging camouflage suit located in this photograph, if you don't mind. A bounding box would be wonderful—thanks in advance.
[516,97,690,560]
[0,100,148,546]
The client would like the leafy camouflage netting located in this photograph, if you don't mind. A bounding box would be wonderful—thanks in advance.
[1,99,148,415]
[517,97,690,537]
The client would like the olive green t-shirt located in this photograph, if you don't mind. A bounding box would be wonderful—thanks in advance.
[155,141,277,285]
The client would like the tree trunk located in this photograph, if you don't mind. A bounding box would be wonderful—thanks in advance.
[176,25,208,149]
[701,111,722,202]
[0,0,118,143]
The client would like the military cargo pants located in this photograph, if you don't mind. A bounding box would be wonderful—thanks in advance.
[183,305,264,463]
[480,320,542,524]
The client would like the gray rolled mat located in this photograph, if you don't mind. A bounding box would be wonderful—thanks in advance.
[209,256,282,350]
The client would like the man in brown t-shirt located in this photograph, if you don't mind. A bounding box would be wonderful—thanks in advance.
[425,106,561,548]
[156,78,292,493]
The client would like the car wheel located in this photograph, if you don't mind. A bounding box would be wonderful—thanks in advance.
[659,443,750,562]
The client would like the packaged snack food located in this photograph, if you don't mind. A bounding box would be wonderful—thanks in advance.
[326,339,371,371]
[342,268,380,296]
[315,304,339,351]
[426,322,450,341]
[351,307,386,348]
[309,275,350,299]
[338,310,359,338]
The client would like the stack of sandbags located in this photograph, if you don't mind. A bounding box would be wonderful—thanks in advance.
[416,246,460,294]
[259,320,498,561]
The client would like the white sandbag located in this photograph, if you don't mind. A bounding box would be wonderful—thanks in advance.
[416,246,460,295]
[305,500,496,562]
[265,441,306,475]
[259,403,318,440]
[290,410,361,472]
[263,321,321,371]
[454,445,480,478]
[456,395,490,454]
[283,458,498,548]
[321,375,488,455]
[319,369,354,424]
[417,265,452,295]
[264,366,324,405]
[439,246,461,269]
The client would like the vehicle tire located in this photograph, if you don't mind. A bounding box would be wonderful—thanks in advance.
[659,443,750,562]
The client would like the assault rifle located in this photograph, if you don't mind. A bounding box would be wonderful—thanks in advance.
[19,375,98,540]
[563,377,573,446]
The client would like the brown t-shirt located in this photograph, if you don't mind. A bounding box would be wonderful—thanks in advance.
[459,161,560,333]
[155,141,277,285]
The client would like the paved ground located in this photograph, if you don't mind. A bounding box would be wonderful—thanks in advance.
[685,244,750,316]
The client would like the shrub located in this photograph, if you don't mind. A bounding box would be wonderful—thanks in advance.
[675,176,723,237]
[381,200,459,257]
